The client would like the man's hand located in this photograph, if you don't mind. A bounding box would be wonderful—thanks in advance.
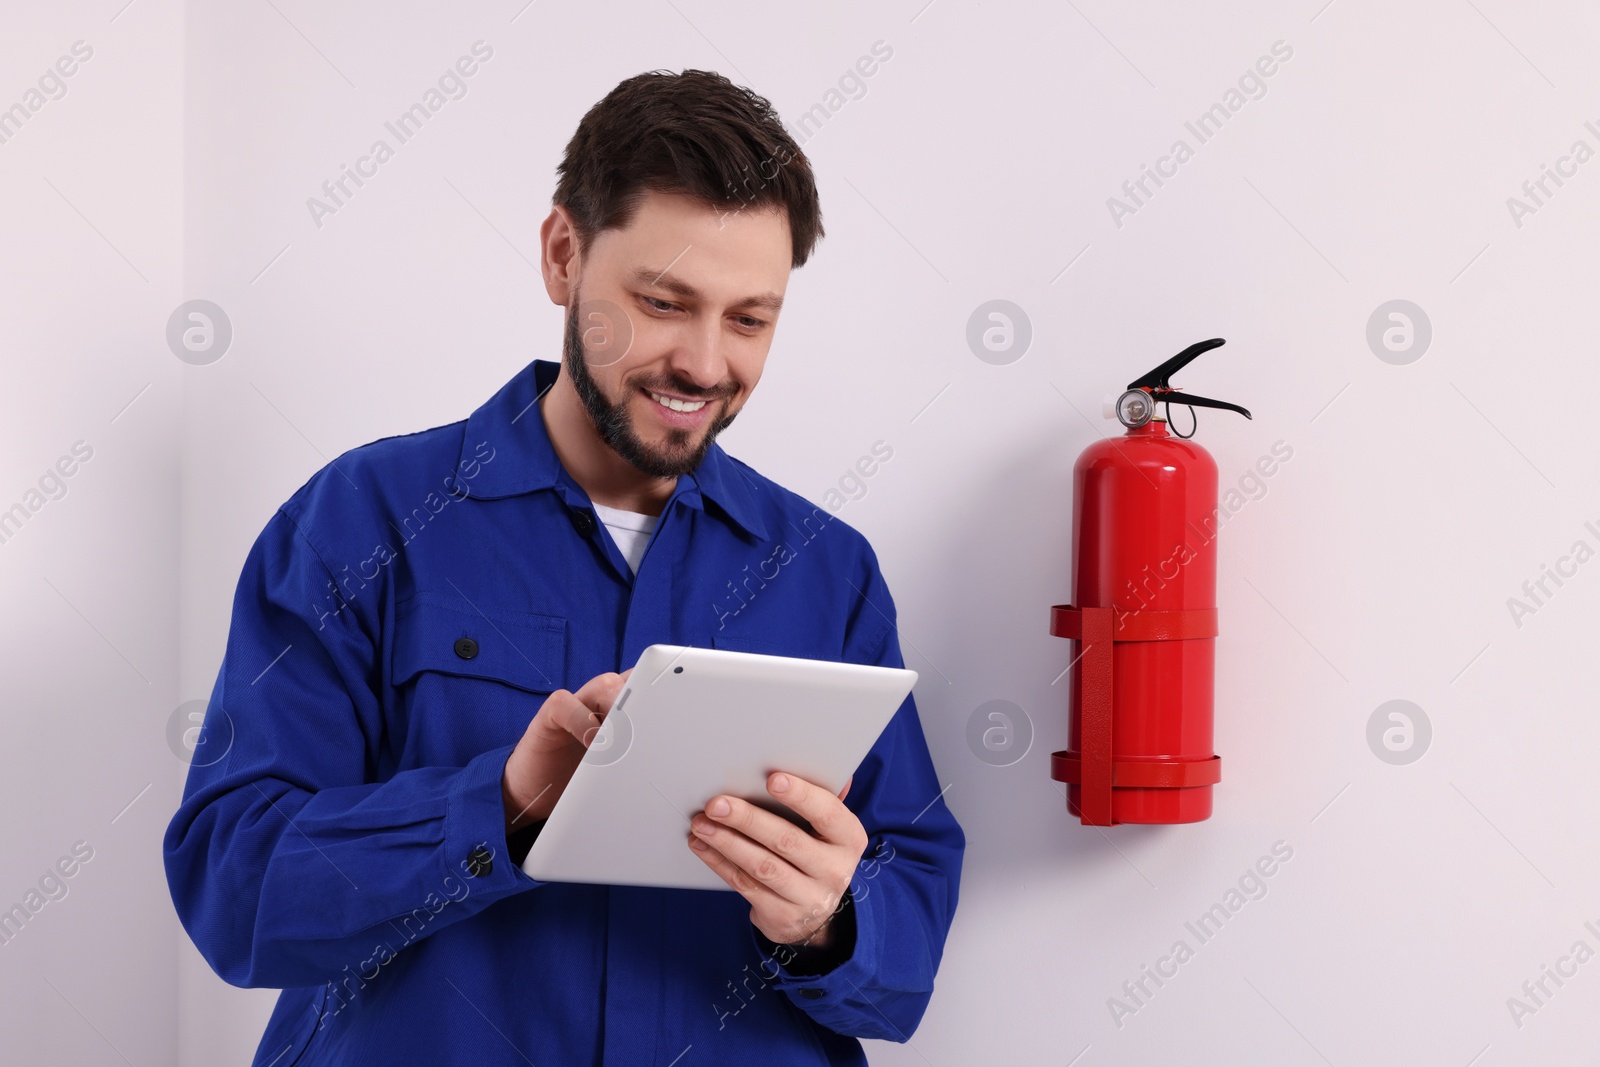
[687,771,865,951]
[502,668,632,832]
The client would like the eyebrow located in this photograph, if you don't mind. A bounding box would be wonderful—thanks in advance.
[630,267,784,314]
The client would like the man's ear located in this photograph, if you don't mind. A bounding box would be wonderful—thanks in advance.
[540,204,580,306]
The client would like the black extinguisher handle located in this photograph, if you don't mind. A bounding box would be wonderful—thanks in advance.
[1160,390,1253,420]
[1126,338,1252,420]
[1126,338,1227,391]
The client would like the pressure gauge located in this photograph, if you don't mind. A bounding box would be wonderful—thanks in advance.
[1115,389,1154,428]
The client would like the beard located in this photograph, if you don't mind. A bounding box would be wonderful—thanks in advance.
[563,286,740,478]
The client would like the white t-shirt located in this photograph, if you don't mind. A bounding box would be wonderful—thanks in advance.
[590,502,660,575]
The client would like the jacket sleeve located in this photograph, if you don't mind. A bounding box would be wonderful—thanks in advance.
[163,507,546,989]
[746,545,965,1040]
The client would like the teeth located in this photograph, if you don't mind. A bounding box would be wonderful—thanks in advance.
[649,390,707,413]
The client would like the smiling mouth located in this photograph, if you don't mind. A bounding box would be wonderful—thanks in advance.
[643,388,709,413]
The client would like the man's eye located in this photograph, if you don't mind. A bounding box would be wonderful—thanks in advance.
[642,296,676,313]
[736,316,766,330]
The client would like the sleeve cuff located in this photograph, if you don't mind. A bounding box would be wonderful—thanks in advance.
[754,888,855,975]
[749,873,883,1005]
[445,744,546,896]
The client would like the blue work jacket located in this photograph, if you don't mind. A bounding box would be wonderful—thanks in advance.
[163,357,965,1066]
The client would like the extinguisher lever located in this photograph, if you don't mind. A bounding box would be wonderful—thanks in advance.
[1126,338,1252,422]
[1157,390,1253,420]
[1126,338,1227,392]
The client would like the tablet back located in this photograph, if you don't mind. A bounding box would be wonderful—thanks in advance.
[521,643,917,891]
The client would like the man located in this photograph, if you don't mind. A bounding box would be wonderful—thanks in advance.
[164,68,964,1066]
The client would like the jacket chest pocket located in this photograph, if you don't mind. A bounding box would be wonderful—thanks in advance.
[390,591,569,760]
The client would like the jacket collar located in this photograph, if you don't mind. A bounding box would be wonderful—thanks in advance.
[450,358,769,542]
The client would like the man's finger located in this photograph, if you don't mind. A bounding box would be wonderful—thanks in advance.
[701,773,861,861]
[687,836,846,947]
[573,671,626,716]
[696,795,825,874]
[542,690,603,748]
[687,835,807,925]
[688,819,805,898]
[760,771,862,848]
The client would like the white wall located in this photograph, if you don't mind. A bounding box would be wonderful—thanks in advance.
[6,1,1597,1063]
[0,2,183,1065]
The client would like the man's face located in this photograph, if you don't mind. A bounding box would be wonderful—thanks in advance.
[561,188,791,479]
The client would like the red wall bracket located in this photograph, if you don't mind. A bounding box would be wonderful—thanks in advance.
[1048,605,1222,826]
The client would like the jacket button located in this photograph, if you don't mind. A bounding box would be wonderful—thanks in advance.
[570,508,596,536]
[466,845,494,878]
[454,637,479,660]
[797,988,824,1000]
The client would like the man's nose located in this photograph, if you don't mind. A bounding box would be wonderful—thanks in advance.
[667,315,729,395]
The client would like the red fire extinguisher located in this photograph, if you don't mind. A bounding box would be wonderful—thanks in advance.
[1050,338,1251,826]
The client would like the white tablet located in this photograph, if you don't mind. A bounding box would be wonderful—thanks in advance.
[520,643,917,891]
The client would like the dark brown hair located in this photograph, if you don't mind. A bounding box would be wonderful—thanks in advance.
[554,69,823,269]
